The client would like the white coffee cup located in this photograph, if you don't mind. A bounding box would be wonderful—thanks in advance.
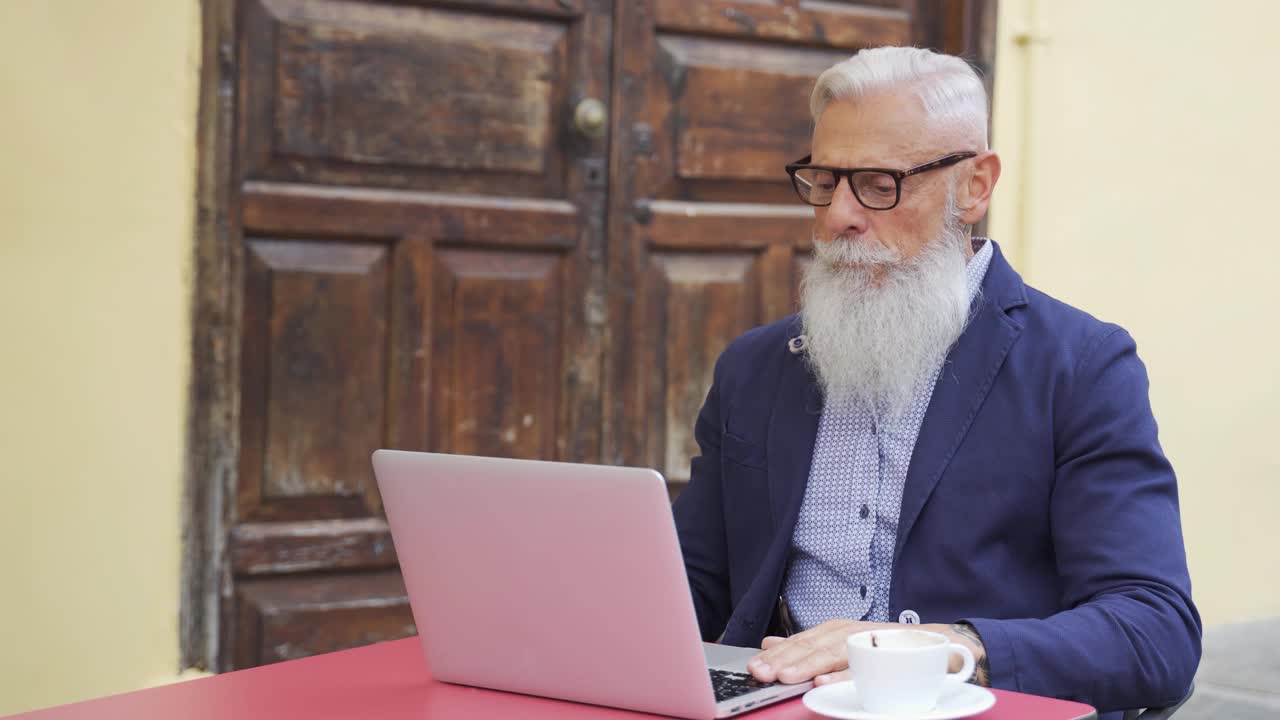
[846,629,975,714]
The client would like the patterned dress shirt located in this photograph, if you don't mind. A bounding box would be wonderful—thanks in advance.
[784,238,994,629]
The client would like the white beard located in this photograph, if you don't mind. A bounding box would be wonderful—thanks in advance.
[799,203,974,418]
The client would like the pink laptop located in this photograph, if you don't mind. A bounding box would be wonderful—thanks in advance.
[372,449,811,719]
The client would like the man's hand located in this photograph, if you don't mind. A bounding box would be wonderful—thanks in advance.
[746,620,989,687]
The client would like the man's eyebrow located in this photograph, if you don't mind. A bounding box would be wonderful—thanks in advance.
[809,156,898,168]
[814,151,958,169]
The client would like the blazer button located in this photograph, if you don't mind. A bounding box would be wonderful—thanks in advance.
[898,610,920,624]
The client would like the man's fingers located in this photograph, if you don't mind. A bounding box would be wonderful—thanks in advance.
[776,644,846,684]
[813,669,851,686]
[749,634,814,682]
[753,634,821,679]
[750,620,868,684]
[747,659,775,683]
[751,637,846,685]
[747,636,788,680]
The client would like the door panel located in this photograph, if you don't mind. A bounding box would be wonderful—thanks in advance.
[658,34,847,190]
[651,0,911,46]
[648,251,763,484]
[241,0,573,196]
[222,0,612,670]
[232,572,414,668]
[429,248,566,459]
[230,519,397,575]
[606,0,915,490]
[238,237,389,523]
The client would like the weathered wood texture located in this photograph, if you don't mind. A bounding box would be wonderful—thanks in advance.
[604,0,928,495]
[231,572,414,668]
[186,0,993,672]
[183,0,239,673]
[231,519,397,575]
[210,0,612,670]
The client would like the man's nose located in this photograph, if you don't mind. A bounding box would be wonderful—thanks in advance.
[822,178,870,238]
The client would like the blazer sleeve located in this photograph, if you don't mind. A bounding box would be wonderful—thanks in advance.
[964,327,1202,713]
[672,355,734,642]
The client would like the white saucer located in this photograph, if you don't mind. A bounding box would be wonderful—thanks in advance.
[803,681,996,720]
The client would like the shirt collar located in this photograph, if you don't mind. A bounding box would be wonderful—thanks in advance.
[965,236,994,306]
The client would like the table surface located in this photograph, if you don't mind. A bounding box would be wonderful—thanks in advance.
[6,638,1097,720]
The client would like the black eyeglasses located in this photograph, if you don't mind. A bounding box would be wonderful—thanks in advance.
[785,152,977,210]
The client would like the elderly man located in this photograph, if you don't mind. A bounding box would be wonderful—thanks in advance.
[672,46,1200,718]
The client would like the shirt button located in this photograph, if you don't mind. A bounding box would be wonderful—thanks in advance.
[860,585,867,599]
[899,609,920,624]
[860,504,870,519]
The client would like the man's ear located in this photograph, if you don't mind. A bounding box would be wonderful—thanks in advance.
[958,151,1001,226]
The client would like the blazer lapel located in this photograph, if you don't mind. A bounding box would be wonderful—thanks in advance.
[766,347,823,532]
[893,246,1028,565]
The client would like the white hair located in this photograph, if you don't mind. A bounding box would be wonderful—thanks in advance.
[811,46,989,148]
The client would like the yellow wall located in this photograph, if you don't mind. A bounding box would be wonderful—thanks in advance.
[991,0,1280,625]
[0,1,199,714]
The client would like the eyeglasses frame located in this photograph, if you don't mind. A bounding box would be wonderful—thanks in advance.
[784,151,978,210]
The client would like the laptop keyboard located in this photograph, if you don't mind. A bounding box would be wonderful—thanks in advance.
[709,668,775,703]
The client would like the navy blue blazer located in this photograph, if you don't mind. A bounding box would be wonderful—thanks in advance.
[673,242,1200,715]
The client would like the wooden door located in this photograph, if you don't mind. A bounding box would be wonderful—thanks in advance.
[188,0,994,673]
[221,0,612,670]
[604,1,918,493]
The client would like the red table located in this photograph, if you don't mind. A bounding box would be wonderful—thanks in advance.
[6,638,1097,720]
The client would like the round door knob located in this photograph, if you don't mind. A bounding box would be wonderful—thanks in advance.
[573,98,607,138]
